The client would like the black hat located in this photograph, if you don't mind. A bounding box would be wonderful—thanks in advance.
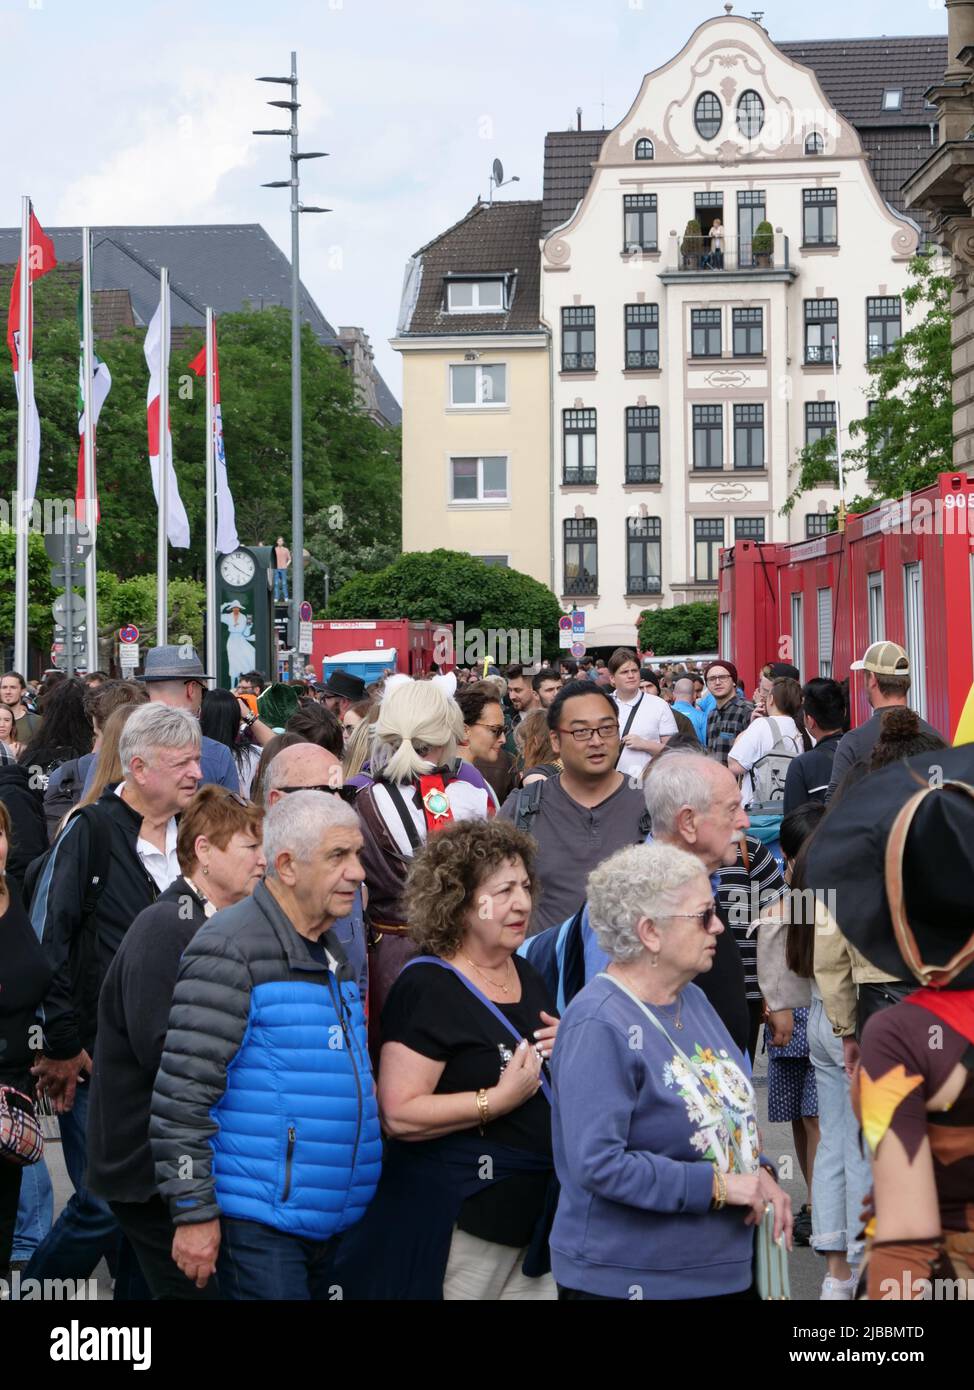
[767,662,800,681]
[321,669,367,702]
[806,745,974,990]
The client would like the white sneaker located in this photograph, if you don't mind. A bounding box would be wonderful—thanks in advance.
[820,1273,857,1300]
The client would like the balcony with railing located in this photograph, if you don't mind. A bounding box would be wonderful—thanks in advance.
[660,232,796,281]
[564,572,598,596]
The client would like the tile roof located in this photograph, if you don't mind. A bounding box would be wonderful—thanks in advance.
[542,130,606,236]
[402,200,543,336]
[777,36,947,128]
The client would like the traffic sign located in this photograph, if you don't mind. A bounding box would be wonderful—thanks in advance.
[119,625,140,645]
[53,593,86,623]
[570,640,586,658]
[558,616,573,632]
[299,601,312,623]
[298,621,314,655]
[119,644,140,670]
[559,629,573,649]
[572,610,586,635]
[43,526,93,564]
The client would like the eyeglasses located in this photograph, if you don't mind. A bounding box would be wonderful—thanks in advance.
[475,723,507,739]
[558,721,619,743]
[662,903,719,924]
[706,674,732,686]
[277,785,358,804]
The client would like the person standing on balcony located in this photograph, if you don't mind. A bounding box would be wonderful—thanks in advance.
[273,537,291,604]
[708,218,724,270]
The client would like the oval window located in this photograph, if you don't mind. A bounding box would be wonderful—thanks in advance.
[737,90,765,139]
[694,92,722,141]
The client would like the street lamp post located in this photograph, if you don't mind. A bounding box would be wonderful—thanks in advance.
[254,52,329,676]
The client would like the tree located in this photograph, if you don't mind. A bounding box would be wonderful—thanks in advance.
[0,529,58,654]
[638,601,718,655]
[782,254,952,517]
[325,550,565,657]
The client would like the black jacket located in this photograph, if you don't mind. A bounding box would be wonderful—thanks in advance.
[31,788,160,1059]
[0,761,48,894]
[88,877,207,1204]
[783,732,843,815]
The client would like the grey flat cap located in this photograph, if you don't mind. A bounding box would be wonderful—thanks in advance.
[138,645,211,683]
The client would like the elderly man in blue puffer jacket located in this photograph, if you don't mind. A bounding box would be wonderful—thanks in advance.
[150,790,381,1299]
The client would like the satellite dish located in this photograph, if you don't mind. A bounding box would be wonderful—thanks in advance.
[492,158,504,186]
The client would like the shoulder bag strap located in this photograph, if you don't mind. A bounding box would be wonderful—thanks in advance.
[380,779,423,852]
[614,694,644,768]
[401,955,552,1105]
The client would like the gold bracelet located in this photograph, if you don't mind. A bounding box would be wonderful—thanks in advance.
[712,1167,727,1211]
[476,1088,490,1134]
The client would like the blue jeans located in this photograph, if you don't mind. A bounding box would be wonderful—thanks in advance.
[24,1081,123,1290]
[11,1156,53,1262]
[218,1218,342,1300]
[807,994,872,1264]
[274,569,289,602]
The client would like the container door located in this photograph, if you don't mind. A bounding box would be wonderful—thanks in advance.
[903,562,926,719]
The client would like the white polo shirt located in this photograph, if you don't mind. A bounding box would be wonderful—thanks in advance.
[115,785,180,893]
[614,692,678,781]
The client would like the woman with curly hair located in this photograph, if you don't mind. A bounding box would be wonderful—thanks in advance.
[336,818,559,1300]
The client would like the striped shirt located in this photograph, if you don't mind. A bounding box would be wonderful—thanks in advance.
[715,837,787,1001]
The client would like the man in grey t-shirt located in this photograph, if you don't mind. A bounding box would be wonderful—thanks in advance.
[499,683,645,935]
[826,641,944,800]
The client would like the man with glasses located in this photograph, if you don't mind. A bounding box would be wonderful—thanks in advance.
[498,682,645,936]
[702,660,753,767]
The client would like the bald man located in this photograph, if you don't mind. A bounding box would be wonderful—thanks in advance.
[262,742,366,999]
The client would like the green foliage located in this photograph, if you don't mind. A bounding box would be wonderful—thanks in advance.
[0,529,58,652]
[325,549,564,655]
[681,219,703,259]
[752,220,774,255]
[94,573,205,649]
[783,254,952,516]
[637,601,718,655]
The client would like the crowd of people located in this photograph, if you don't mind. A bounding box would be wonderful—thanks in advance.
[0,636,971,1303]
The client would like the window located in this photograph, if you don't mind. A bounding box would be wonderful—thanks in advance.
[737,90,765,139]
[734,517,766,542]
[627,516,662,594]
[867,571,885,643]
[562,306,596,372]
[903,562,926,717]
[866,398,892,469]
[691,308,721,357]
[635,138,654,160]
[564,518,598,595]
[805,132,824,156]
[624,303,659,369]
[733,307,763,357]
[805,513,832,538]
[866,296,902,359]
[449,362,506,406]
[804,299,838,364]
[720,608,732,662]
[626,406,660,484]
[623,193,658,252]
[693,404,723,470]
[791,593,804,681]
[805,401,837,456]
[446,278,506,313]
[694,92,722,140]
[450,455,508,503]
[803,187,837,246]
[563,409,597,485]
[817,587,833,678]
[694,518,724,582]
[733,405,764,470]
[737,189,766,268]
[882,88,903,112]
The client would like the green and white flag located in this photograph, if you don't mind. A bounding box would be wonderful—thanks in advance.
[75,286,111,522]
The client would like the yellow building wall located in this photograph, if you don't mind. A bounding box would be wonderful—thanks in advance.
[399,345,551,585]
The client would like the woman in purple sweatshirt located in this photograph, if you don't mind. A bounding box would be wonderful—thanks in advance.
[550,841,792,1300]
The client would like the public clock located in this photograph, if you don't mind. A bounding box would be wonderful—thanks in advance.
[219,549,257,587]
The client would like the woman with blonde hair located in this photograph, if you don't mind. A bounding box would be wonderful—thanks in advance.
[67,703,144,825]
[342,702,380,782]
[354,681,493,1040]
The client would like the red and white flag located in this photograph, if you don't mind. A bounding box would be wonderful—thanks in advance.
[6,208,57,508]
[189,318,239,553]
[144,300,190,548]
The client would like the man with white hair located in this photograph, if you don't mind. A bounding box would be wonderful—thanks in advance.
[151,792,382,1300]
[26,703,202,1290]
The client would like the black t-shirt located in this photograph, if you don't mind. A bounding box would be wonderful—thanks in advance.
[0,884,53,1090]
[381,955,555,1247]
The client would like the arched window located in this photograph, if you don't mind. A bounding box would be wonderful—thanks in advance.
[805,132,824,156]
[635,138,654,160]
[737,90,765,139]
[694,92,722,141]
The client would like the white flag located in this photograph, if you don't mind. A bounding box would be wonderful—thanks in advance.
[144,301,190,548]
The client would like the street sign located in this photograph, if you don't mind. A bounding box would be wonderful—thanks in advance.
[119,625,140,645]
[119,644,140,670]
[558,616,573,632]
[298,621,314,655]
[53,593,86,623]
[299,601,312,623]
[43,527,93,564]
[572,610,586,634]
[559,629,573,649]
[570,640,586,658]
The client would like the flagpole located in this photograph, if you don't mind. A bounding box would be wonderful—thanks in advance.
[204,307,217,682]
[81,227,98,673]
[156,268,169,645]
[832,334,846,533]
[14,196,30,677]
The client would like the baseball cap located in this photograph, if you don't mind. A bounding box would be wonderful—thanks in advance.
[849,641,910,676]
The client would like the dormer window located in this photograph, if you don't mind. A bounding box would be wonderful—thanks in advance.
[882,88,903,112]
[804,132,824,156]
[445,277,507,313]
[635,138,654,160]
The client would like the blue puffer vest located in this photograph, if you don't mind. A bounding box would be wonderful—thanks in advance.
[210,970,382,1241]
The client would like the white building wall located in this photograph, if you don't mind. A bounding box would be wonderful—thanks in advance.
[541,13,919,648]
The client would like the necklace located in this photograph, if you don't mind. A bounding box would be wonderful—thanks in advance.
[461,951,514,995]
[610,966,683,1028]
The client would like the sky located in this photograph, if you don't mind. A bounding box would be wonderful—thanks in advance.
[1,0,949,398]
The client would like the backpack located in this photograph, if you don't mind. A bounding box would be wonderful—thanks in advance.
[513,777,652,840]
[747,717,800,816]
